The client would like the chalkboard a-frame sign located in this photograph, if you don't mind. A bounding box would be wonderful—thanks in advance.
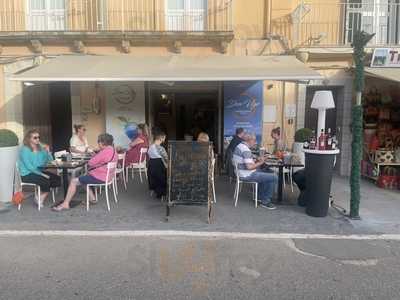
[166,141,213,223]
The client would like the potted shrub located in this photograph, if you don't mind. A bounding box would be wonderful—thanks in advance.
[0,129,19,206]
[293,128,313,165]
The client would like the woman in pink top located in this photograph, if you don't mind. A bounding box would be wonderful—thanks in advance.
[125,123,149,166]
[53,133,117,211]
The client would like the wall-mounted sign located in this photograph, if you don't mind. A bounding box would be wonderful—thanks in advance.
[371,48,400,68]
[106,82,145,148]
[224,81,263,147]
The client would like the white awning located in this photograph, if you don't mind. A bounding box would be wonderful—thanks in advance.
[11,55,322,82]
[365,67,400,83]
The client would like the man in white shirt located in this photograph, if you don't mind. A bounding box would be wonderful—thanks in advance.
[232,133,277,209]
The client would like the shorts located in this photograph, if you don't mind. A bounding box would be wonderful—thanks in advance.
[79,175,104,185]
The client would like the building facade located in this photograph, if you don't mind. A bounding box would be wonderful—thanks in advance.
[0,0,399,176]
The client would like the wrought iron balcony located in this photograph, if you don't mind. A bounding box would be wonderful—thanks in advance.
[274,0,400,47]
[0,0,232,33]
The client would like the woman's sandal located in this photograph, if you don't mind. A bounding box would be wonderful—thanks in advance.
[52,205,69,212]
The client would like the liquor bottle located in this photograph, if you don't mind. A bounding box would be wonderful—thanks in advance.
[303,139,310,150]
[309,130,316,150]
[318,129,326,150]
[331,135,337,150]
[326,128,332,150]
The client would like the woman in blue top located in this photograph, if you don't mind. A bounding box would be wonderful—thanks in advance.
[18,129,61,207]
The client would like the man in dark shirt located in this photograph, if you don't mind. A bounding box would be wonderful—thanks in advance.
[225,128,246,179]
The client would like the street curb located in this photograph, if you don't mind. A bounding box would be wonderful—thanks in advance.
[0,230,400,240]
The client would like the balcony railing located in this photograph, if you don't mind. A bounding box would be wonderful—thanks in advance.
[0,0,233,33]
[275,1,400,47]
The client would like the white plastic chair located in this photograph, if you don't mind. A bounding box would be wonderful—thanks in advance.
[86,162,117,211]
[114,152,127,194]
[283,167,294,193]
[16,163,55,211]
[126,148,148,183]
[211,157,216,203]
[233,162,258,208]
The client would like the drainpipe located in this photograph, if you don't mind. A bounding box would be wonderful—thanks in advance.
[265,0,272,38]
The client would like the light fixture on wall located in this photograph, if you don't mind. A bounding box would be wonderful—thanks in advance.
[23,82,35,87]
[311,90,335,135]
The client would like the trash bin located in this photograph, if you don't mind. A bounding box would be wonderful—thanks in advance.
[304,149,340,217]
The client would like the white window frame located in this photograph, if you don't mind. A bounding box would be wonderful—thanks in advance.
[26,0,66,31]
[166,0,207,31]
[344,0,399,44]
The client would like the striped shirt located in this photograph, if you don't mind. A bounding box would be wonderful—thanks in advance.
[232,142,255,178]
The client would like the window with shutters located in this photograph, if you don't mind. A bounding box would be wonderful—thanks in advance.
[26,0,66,31]
[166,0,207,31]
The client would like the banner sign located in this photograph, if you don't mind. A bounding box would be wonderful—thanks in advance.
[223,81,263,147]
[371,48,400,68]
[105,82,145,148]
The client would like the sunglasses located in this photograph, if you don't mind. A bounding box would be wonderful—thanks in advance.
[32,136,40,140]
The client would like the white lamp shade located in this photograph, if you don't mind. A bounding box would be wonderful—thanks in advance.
[311,90,335,109]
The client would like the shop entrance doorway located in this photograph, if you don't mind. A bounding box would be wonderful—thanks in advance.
[149,82,221,152]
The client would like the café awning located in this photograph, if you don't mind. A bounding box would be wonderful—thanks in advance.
[11,55,322,82]
[365,67,400,83]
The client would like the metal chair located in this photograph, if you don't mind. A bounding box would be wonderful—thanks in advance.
[86,162,117,211]
[16,163,55,211]
[233,162,258,208]
[126,147,148,183]
[114,152,127,194]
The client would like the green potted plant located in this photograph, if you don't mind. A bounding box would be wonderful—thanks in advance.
[293,128,313,165]
[0,129,19,206]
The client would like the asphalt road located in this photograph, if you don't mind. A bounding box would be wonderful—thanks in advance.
[0,235,399,300]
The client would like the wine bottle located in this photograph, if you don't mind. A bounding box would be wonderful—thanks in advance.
[309,130,316,150]
[318,129,326,150]
[326,128,332,150]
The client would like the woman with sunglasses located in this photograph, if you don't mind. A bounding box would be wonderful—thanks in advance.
[70,124,91,154]
[18,129,61,208]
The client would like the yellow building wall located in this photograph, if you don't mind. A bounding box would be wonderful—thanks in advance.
[233,0,267,39]
[296,0,344,46]
[262,81,297,151]
[0,0,25,31]
[75,82,107,147]
[0,65,5,127]
[0,0,348,150]
[270,0,293,44]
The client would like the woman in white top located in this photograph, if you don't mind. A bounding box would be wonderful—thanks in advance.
[70,124,90,154]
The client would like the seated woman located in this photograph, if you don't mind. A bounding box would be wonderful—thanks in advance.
[125,123,149,166]
[70,124,91,154]
[271,127,285,153]
[197,132,214,156]
[18,129,61,207]
[53,133,117,211]
[197,132,209,143]
[147,131,168,199]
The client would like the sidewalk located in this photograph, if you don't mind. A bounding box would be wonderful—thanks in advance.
[332,176,400,234]
[0,175,398,234]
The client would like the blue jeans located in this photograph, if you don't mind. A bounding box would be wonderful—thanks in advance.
[241,171,278,204]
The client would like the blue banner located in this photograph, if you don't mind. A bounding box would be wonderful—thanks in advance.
[224,81,263,147]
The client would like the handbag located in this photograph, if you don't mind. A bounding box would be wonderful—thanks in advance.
[87,148,116,172]
[12,167,24,206]
[12,191,25,206]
